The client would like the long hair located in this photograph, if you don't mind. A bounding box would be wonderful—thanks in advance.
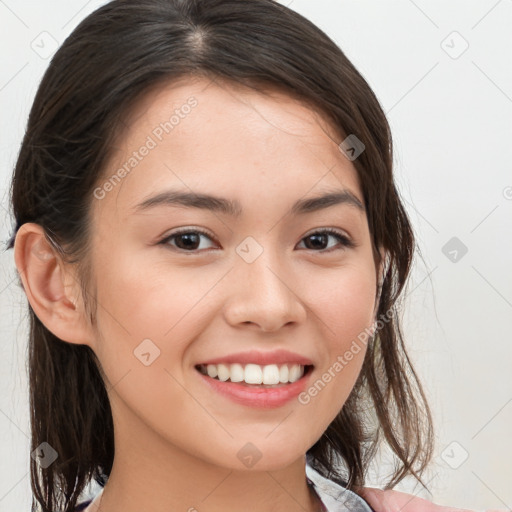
[6,1,434,510]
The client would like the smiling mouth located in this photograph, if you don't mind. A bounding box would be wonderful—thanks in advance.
[195,363,314,387]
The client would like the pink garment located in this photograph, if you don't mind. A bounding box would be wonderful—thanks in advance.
[359,487,510,512]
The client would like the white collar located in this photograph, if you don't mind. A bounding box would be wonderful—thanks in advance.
[305,460,374,512]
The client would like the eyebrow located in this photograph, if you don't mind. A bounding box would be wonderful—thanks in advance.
[131,188,365,217]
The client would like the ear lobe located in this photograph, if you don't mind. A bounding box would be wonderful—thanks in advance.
[13,223,93,347]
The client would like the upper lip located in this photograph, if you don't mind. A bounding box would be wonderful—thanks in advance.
[197,349,314,367]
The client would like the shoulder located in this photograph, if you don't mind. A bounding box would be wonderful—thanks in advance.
[305,460,487,512]
[358,487,479,512]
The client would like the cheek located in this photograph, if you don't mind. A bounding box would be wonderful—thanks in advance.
[89,250,234,417]
[93,250,222,350]
[312,264,377,347]
[297,264,376,419]
[90,254,216,439]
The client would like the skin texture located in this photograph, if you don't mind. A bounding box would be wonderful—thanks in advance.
[14,76,387,512]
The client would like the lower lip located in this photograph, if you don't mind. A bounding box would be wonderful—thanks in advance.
[195,366,313,409]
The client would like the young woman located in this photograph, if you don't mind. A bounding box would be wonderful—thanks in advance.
[7,1,485,511]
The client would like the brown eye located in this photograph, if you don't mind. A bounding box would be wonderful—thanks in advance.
[298,229,355,252]
[159,229,217,252]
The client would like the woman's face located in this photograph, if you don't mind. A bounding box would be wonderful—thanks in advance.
[88,76,381,471]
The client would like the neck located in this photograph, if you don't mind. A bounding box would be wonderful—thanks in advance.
[94,400,322,512]
[98,453,322,512]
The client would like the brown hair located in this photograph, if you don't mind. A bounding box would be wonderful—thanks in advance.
[6,0,434,510]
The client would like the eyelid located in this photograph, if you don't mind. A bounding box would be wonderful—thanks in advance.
[303,226,351,240]
[165,226,216,239]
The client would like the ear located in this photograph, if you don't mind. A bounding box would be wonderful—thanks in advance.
[13,223,94,347]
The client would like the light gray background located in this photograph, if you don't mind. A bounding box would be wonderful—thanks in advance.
[1,0,511,510]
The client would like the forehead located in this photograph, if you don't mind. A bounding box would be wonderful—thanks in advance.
[93,76,363,220]
[125,75,343,142]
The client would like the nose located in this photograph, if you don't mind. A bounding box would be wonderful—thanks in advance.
[223,250,307,332]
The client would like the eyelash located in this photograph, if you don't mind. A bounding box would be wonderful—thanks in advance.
[158,227,356,254]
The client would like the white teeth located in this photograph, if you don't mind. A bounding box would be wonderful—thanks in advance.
[217,363,230,382]
[262,364,280,385]
[206,364,218,378]
[244,364,263,384]
[199,363,307,385]
[229,363,244,382]
[288,364,302,383]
